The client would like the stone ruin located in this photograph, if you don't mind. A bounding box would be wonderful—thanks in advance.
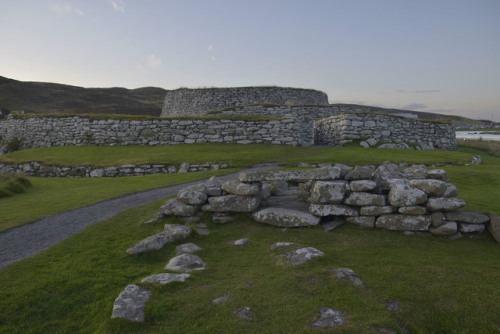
[159,161,497,239]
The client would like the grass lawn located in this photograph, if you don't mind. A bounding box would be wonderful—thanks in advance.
[0,144,499,333]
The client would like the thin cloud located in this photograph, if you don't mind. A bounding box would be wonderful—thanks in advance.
[393,89,440,94]
[147,54,162,69]
[48,0,83,16]
[109,0,125,13]
[208,45,216,61]
[208,45,214,52]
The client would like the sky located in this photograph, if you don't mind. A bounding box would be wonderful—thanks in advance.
[1,0,499,121]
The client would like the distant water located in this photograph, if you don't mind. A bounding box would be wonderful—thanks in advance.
[456,131,500,141]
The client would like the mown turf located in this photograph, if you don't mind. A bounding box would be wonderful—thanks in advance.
[0,144,474,168]
[0,204,498,334]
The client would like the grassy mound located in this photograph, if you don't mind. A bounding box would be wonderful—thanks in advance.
[0,174,31,198]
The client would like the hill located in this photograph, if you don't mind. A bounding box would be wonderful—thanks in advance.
[0,76,167,116]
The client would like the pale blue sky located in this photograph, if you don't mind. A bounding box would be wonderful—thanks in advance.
[1,0,499,120]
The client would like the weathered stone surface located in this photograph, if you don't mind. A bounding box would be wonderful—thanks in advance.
[141,273,190,284]
[427,198,466,212]
[177,184,208,205]
[234,238,249,246]
[126,224,191,254]
[460,223,486,233]
[445,211,489,224]
[270,242,296,250]
[309,204,359,217]
[344,192,385,206]
[360,206,394,216]
[375,215,431,231]
[487,212,500,242]
[408,179,447,197]
[309,180,348,204]
[378,143,409,150]
[345,165,374,180]
[311,307,345,327]
[349,180,377,192]
[431,212,446,227]
[261,183,272,199]
[207,195,261,212]
[90,168,105,177]
[165,254,206,272]
[280,247,325,265]
[238,167,341,182]
[443,183,458,197]
[211,295,230,305]
[178,162,190,173]
[398,206,427,215]
[330,267,365,287]
[111,284,151,322]
[253,208,320,227]
[205,176,222,196]
[233,307,253,321]
[221,180,260,196]
[385,301,400,312]
[403,164,428,179]
[161,198,200,216]
[429,221,458,235]
[176,243,203,255]
[346,216,375,228]
[427,169,448,182]
[388,184,427,207]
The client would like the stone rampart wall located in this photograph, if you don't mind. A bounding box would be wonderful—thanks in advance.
[161,87,329,117]
[0,116,299,148]
[314,113,457,151]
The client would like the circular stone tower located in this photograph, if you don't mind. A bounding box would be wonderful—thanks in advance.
[161,86,329,117]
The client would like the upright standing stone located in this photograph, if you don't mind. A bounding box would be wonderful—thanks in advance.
[111,285,151,322]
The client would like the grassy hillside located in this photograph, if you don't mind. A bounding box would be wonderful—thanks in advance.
[0,76,166,116]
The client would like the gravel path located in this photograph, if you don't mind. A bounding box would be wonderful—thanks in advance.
[0,163,279,268]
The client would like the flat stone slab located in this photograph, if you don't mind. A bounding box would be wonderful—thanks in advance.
[126,224,192,254]
[253,207,320,227]
[445,211,490,224]
[329,268,365,287]
[141,273,190,285]
[239,167,341,182]
[270,242,296,250]
[176,242,203,255]
[234,238,249,246]
[211,295,230,305]
[427,198,466,212]
[206,195,261,212]
[111,284,151,322]
[311,307,345,327]
[165,254,207,272]
[309,204,359,217]
[376,214,431,231]
[279,247,325,265]
[221,180,260,196]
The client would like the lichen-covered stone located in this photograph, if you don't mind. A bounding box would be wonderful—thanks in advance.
[427,169,448,182]
[309,180,348,204]
[349,180,377,192]
[427,198,466,212]
[311,308,345,327]
[205,176,222,196]
[429,221,458,235]
[346,216,375,228]
[161,198,201,216]
[309,204,359,217]
[443,183,459,197]
[207,195,261,212]
[360,206,394,216]
[177,184,208,205]
[445,211,489,224]
[165,254,207,272]
[126,224,191,254]
[221,180,260,196]
[344,192,385,206]
[431,212,446,227]
[238,167,341,182]
[388,184,427,207]
[176,243,203,255]
[253,208,320,227]
[375,214,431,231]
[111,284,151,322]
[408,179,447,197]
[398,206,427,215]
[330,267,365,287]
[345,165,374,180]
[460,223,486,233]
[140,273,190,285]
[279,247,325,265]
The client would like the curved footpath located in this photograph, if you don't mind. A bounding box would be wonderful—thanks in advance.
[0,163,279,269]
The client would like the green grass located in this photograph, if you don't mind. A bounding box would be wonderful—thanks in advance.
[0,169,236,233]
[0,144,474,168]
[458,138,500,156]
[0,206,498,334]
[0,174,31,198]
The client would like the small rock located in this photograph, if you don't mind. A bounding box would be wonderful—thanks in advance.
[126,224,191,254]
[141,273,190,285]
[234,307,253,321]
[176,243,203,255]
[270,242,296,250]
[329,268,365,287]
[280,247,324,265]
[211,295,230,305]
[165,254,206,272]
[385,301,400,311]
[111,284,151,322]
[311,307,345,327]
[234,238,249,246]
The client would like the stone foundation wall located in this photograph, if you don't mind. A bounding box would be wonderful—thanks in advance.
[161,87,329,117]
[314,113,457,151]
[0,116,299,148]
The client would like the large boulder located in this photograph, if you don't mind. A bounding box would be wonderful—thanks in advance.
[427,198,466,212]
[344,192,385,206]
[221,180,260,196]
[309,181,348,204]
[279,247,325,265]
[126,224,192,254]
[487,212,500,242]
[207,195,261,212]
[309,204,359,217]
[408,179,447,197]
[111,284,151,322]
[165,254,207,272]
[161,198,201,216]
[375,214,431,231]
[388,184,427,207]
[253,208,320,227]
[177,184,208,205]
[238,167,341,182]
[444,211,490,224]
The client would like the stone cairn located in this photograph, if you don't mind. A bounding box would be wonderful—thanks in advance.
[111,161,499,325]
